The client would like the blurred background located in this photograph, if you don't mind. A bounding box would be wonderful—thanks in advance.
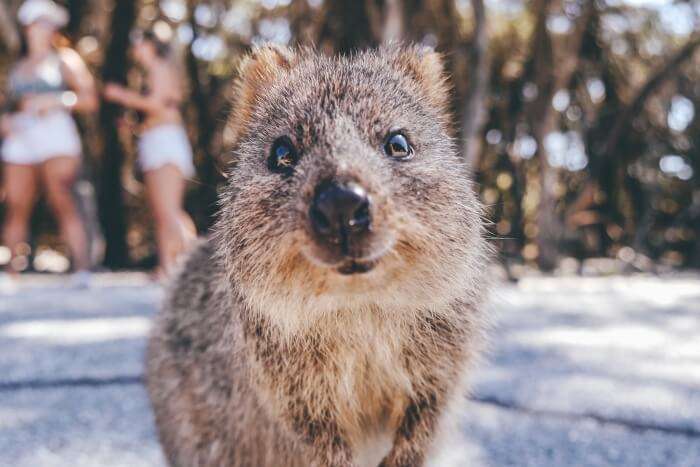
[0,0,698,275]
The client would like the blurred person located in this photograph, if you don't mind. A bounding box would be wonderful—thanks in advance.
[0,0,97,289]
[103,30,196,278]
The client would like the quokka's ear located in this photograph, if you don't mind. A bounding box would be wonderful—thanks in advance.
[391,45,450,112]
[227,44,296,145]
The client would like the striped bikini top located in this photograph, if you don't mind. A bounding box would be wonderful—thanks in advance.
[8,53,67,99]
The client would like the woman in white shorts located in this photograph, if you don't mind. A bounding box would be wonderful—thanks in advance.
[1,0,97,282]
[104,30,195,277]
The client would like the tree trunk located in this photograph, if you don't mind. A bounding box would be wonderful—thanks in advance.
[0,0,19,55]
[523,0,557,270]
[382,0,404,43]
[318,1,378,53]
[366,0,405,44]
[97,0,136,269]
[66,0,89,41]
[185,2,222,231]
[525,0,592,271]
[461,0,490,171]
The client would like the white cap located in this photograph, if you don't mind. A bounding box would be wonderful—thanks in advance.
[17,0,69,28]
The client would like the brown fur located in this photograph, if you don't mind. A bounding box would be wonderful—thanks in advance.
[146,44,491,467]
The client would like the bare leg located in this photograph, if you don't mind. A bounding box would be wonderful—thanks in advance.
[143,164,195,276]
[40,156,90,271]
[2,163,38,273]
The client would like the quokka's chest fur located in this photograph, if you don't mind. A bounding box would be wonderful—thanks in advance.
[246,314,411,421]
[241,305,471,459]
[244,314,418,464]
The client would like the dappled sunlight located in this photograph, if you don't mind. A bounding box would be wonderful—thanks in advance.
[427,436,487,467]
[0,407,42,430]
[0,317,151,345]
[0,385,165,467]
[0,278,159,383]
[623,358,700,384]
[520,375,698,429]
[474,276,700,434]
[503,276,700,315]
[510,324,688,352]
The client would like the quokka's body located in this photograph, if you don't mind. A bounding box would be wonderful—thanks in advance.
[146,45,491,467]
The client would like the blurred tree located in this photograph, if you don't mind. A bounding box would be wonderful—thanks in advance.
[184,0,225,230]
[462,0,490,171]
[318,1,377,52]
[0,1,20,56]
[98,0,137,268]
[66,0,88,40]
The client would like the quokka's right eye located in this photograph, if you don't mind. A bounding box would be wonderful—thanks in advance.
[268,136,299,175]
[383,132,414,161]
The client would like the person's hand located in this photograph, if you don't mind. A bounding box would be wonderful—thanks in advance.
[104,83,127,103]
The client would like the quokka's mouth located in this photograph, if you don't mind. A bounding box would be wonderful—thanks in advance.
[301,235,395,275]
[336,259,377,275]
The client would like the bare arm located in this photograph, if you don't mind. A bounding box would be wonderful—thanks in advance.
[104,60,182,114]
[103,83,162,113]
[59,47,98,113]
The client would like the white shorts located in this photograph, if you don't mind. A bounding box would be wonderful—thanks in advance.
[1,111,81,165]
[138,124,195,178]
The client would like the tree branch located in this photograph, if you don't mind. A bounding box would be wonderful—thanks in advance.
[602,33,700,159]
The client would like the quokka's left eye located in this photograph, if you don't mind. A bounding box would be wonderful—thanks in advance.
[383,132,414,160]
[268,136,299,175]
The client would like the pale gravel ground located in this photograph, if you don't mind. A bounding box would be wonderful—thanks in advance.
[475,276,700,433]
[0,273,698,467]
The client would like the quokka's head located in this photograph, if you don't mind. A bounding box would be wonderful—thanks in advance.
[216,44,488,324]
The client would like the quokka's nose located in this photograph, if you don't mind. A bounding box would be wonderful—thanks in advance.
[310,180,371,242]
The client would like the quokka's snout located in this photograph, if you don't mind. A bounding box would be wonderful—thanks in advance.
[287,142,397,273]
[309,179,372,244]
[308,177,379,273]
